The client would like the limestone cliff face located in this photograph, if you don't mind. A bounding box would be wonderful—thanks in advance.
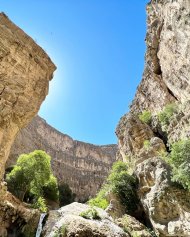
[0,13,55,235]
[116,0,190,236]
[0,13,56,180]
[8,116,117,202]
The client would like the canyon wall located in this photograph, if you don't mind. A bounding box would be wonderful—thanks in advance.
[116,0,190,236]
[7,116,118,202]
[0,12,56,235]
[0,13,56,180]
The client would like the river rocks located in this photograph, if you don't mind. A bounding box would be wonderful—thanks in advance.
[7,116,117,202]
[42,202,128,237]
[0,13,56,180]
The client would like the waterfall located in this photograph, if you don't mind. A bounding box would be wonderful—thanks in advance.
[35,213,46,237]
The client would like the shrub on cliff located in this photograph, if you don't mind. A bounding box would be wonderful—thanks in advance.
[138,110,152,124]
[88,186,109,209]
[6,150,59,211]
[169,139,190,190]
[158,103,178,127]
[89,161,139,214]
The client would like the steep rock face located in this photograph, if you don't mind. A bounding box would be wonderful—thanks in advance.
[135,157,190,236]
[7,116,117,201]
[116,0,190,236]
[0,13,55,234]
[0,13,56,180]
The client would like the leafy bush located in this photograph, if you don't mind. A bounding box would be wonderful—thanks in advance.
[107,162,138,213]
[143,140,151,150]
[89,161,138,214]
[158,103,178,127]
[138,110,152,124]
[6,150,59,211]
[43,175,59,202]
[88,186,109,210]
[80,208,101,220]
[59,183,76,206]
[169,139,190,189]
[32,196,47,212]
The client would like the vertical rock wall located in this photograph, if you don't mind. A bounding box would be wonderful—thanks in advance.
[116,0,190,236]
[0,13,56,180]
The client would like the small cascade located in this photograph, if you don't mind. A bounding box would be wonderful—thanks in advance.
[35,213,46,237]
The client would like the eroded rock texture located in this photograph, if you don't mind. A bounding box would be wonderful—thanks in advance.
[0,13,55,234]
[116,0,190,236]
[7,116,117,202]
[0,13,56,179]
[42,202,128,237]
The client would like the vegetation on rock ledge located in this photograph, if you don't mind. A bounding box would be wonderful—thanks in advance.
[89,161,139,214]
[138,110,152,124]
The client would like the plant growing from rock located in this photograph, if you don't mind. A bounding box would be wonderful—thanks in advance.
[89,161,139,215]
[158,103,178,128]
[168,139,190,190]
[138,110,152,124]
[80,207,101,220]
[88,186,109,210]
[143,140,151,151]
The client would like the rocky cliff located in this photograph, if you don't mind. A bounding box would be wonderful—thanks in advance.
[7,116,117,202]
[0,13,56,180]
[0,12,56,235]
[116,0,190,236]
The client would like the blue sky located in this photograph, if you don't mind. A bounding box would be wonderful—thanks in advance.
[1,0,149,145]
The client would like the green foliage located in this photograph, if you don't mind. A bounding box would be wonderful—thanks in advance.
[143,140,151,150]
[158,103,178,127]
[138,110,152,124]
[169,139,190,190]
[107,162,138,213]
[59,183,76,206]
[80,207,101,220]
[32,196,47,212]
[88,186,109,210]
[43,175,59,202]
[6,150,59,212]
[89,161,138,214]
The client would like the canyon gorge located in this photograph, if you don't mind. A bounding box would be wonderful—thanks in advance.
[1,0,190,236]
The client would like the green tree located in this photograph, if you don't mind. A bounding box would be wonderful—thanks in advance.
[6,150,59,210]
[43,175,59,202]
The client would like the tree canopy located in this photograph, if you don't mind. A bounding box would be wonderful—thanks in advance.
[6,150,59,211]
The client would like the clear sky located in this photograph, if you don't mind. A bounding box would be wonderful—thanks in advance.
[1,0,149,145]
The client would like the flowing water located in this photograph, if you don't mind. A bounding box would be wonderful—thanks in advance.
[35,213,46,237]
